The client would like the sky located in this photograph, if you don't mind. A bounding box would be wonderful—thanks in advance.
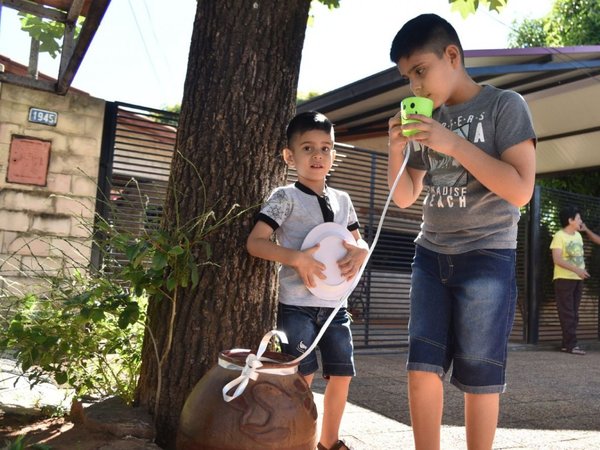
[0,0,554,110]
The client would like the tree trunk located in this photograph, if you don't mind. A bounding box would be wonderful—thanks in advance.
[135,1,312,447]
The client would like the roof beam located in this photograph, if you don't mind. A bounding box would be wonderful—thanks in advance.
[67,0,85,21]
[538,125,600,142]
[467,59,600,78]
[58,0,86,78]
[2,0,67,21]
[56,0,111,94]
[0,71,56,92]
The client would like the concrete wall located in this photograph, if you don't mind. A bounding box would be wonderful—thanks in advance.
[0,81,105,297]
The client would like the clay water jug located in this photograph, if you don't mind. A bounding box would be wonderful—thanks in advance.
[176,349,317,450]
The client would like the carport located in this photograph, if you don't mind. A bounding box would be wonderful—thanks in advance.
[297,46,600,347]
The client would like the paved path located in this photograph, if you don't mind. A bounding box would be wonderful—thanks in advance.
[313,343,600,449]
[3,345,600,449]
[0,356,73,416]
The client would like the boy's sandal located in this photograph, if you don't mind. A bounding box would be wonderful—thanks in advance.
[317,440,351,450]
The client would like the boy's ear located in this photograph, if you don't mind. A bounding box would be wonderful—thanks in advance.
[445,45,461,67]
[282,147,294,166]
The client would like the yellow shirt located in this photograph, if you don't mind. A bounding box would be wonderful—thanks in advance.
[550,229,585,280]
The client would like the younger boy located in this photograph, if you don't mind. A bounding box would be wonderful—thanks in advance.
[247,111,368,450]
[550,205,589,355]
[386,14,536,450]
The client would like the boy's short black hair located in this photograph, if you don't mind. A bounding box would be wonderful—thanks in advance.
[559,205,581,228]
[389,13,464,65]
[286,111,334,146]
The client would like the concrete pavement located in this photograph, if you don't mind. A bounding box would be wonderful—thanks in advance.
[312,342,600,449]
[2,343,599,449]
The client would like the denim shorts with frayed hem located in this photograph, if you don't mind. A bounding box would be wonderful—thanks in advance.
[277,304,355,378]
[407,245,517,394]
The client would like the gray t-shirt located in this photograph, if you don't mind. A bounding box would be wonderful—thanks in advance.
[407,85,536,254]
[258,182,359,307]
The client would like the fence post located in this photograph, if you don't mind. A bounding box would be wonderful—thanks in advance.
[527,185,542,344]
[363,153,377,346]
[91,101,118,271]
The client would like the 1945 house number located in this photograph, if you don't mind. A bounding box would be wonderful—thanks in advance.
[28,108,58,126]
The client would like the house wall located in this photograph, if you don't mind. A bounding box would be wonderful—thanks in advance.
[0,79,105,298]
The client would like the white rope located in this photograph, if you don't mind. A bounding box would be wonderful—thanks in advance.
[221,330,297,402]
[221,147,411,401]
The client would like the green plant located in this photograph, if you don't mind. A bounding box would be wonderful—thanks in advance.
[95,173,245,414]
[0,272,145,405]
[18,13,83,59]
[450,0,508,18]
[0,435,52,450]
[0,165,247,411]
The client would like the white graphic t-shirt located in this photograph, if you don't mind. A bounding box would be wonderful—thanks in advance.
[257,182,359,307]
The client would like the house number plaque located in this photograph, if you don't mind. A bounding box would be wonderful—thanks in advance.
[28,107,58,126]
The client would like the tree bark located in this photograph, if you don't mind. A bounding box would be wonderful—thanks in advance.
[135,1,312,447]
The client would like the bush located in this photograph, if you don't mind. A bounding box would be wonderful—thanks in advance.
[0,270,145,405]
[0,176,244,407]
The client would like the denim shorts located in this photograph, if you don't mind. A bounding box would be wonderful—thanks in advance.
[408,245,517,394]
[277,304,355,377]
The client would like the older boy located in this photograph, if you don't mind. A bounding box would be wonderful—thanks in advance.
[247,111,367,450]
[386,14,536,450]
